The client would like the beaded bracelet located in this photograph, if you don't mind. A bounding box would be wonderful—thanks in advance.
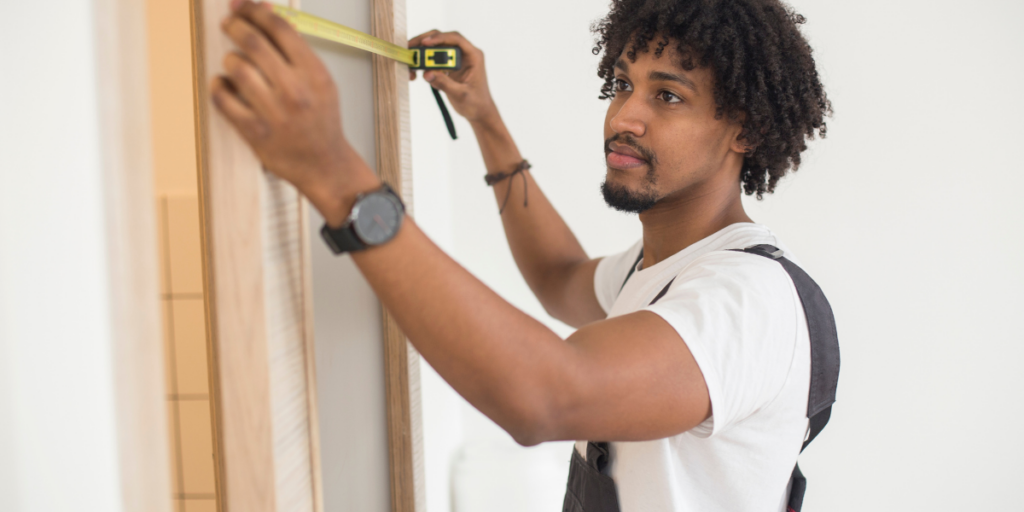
[484,159,531,214]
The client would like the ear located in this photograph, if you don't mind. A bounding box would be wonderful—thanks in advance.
[730,134,755,156]
[728,117,755,156]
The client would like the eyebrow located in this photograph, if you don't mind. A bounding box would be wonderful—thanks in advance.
[649,71,698,93]
[614,59,698,93]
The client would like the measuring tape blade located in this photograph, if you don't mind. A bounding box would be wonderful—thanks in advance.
[269,5,460,139]
[272,5,416,65]
[271,5,461,71]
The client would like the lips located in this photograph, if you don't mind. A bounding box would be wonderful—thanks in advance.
[607,141,648,169]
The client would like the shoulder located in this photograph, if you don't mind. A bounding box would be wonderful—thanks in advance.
[645,248,803,372]
[650,250,801,344]
[645,249,805,436]
[674,249,796,300]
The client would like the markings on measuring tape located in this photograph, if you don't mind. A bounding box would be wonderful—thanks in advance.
[272,5,461,70]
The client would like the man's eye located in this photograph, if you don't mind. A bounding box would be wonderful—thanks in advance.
[614,78,632,92]
[658,91,682,104]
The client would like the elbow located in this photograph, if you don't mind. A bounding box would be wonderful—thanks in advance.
[501,393,566,447]
[509,428,545,447]
[532,280,574,326]
[539,301,570,327]
[538,295,587,329]
[506,413,555,447]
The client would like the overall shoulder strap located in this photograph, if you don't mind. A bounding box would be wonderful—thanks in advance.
[733,244,839,512]
[617,248,676,307]
[730,244,840,451]
[618,249,645,293]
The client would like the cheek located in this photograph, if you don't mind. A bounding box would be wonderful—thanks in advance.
[649,125,726,181]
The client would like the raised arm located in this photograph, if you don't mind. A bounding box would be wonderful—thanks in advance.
[408,30,605,327]
[210,2,710,445]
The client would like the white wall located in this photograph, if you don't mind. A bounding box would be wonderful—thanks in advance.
[0,1,168,511]
[302,0,393,511]
[408,0,1024,511]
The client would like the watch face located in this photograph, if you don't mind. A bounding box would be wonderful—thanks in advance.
[352,191,402,245]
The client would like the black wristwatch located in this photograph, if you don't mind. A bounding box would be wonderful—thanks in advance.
[320,183,405,254]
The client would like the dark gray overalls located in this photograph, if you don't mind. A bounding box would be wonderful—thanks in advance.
[562,245,840,512]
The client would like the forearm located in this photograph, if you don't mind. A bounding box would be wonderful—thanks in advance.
[471,114,597,323]
[351,216,572,444]
[209,5,605,441]
[302,130,577,445]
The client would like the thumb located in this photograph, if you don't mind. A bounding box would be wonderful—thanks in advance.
[424,71,466,97]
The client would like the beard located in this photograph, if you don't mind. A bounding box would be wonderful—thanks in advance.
[601,179,658,213]
[602,134,659,213]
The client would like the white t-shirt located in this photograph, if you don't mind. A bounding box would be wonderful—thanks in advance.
[576,223,811,512]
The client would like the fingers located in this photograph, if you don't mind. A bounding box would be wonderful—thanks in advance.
[231,1,318,69]
[210,76,269,141]
[221,13,291,88]
[420,31,482,61]
[222,51,279,119]
[408,29,442,49]
[423,71,467,98]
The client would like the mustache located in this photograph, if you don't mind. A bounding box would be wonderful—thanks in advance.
[604,134,657,164]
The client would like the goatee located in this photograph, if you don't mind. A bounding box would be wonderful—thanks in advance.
[602,133,659,213]
[601,180,658,214]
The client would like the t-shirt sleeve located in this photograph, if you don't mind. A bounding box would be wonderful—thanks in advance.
[644,252,801,437]
[593,240,644,314]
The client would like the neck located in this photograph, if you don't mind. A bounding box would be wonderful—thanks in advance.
[639,174,752,267]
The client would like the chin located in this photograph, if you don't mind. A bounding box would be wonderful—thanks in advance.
[601,176,658,214]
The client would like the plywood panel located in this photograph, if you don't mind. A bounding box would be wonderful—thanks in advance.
[191,0,321,511]
[262,174,317,512]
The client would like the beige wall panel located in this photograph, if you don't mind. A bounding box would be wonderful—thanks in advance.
[179,399,217,496]
[166,195,205,295]
[147,0,200,194]
[172,298,211,395]
[185,499,219,512]
[163,299,178,395]
[168,401,183,496]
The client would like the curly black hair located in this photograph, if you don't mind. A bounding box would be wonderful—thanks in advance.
[592,0,832,198]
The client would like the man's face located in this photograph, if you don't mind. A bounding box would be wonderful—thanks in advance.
[602,42,745,213]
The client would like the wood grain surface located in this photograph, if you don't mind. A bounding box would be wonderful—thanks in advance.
[371,0,427,510]
[190,1,321,511]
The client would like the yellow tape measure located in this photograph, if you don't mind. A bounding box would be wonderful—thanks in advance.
[271,5,461,70]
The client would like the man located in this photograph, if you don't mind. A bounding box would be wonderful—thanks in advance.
[212,0,833,510]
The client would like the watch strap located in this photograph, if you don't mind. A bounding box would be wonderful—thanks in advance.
[320,221,365,254]
[320,183,404,255]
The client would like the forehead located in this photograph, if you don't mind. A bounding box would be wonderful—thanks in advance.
[613,40,712,91]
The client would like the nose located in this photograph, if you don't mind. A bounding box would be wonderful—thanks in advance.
[608,93,647,139]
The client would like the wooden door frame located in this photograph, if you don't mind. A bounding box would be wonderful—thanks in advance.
[371,0,427,509]
[189,0,424,510]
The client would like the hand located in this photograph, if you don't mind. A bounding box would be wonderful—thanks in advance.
[211,1,378,223]
[409,30,499,125]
